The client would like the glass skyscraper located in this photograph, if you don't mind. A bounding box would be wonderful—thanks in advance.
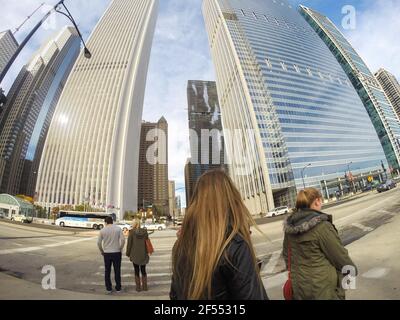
[185,80,227,205]
[300,6,400,173]
[203,0,388,213]
[0,27,80,196]
[375,69,400,126]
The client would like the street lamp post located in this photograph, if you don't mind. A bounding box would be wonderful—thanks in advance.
[301,163,312,189]
[346,161,355,193]
[0,0,91,104]
[381,160,388,180]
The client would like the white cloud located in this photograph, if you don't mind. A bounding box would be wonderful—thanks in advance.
[345,0,400,79]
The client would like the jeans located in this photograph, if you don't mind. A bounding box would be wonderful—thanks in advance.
[103,252,122,291]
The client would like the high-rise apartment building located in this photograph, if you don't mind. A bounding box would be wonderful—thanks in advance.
[137,117,169,216]
[0,27,80,196]
[202,0,388,214]
[375,68,400,121]
[185,80,227,206]
[35,0,159,220]
[300,6,400,173]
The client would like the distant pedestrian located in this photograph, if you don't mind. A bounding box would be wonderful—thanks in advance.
[126,220,152,292]
[170,169,268,300]
[97,216,125,294]
[282,188,357,300]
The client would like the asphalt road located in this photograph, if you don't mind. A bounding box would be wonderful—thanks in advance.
[0,187,399,298]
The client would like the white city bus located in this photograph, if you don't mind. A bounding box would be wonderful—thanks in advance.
[55,211,116,230]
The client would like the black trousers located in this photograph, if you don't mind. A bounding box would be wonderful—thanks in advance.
[133,263,147,277]
[104,252,122,291]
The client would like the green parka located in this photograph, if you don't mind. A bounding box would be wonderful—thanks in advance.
[282,209,357,300]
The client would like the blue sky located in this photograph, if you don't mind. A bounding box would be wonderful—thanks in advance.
[1,0,400,208]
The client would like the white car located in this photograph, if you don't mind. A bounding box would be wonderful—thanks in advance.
[115,222,133,232]
[143,223,166,231]
[265,206,289,218]
[11,214,33,223]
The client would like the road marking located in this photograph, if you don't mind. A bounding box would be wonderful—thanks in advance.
[11,242,23,247]
[362,268,389,279]
[261,250,282,274]
[98,266,171,272]
[80,280,172,286]
[351,223,374,232]
[121,253,171,259]
[97,273,171,278]
[0,237,96,255]
[262,272,288,289]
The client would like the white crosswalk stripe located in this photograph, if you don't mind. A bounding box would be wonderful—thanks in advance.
[84,237,281,296]
[83,241,175,295]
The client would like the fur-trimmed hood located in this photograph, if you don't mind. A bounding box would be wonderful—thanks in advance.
[284,209,332,235]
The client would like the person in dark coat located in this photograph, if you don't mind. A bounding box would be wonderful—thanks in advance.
[282,188,357,300]
[170,169,268,300]
[126,220,151,291]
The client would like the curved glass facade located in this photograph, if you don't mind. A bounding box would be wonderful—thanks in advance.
[300,6,400,172]
[203,0,388,210]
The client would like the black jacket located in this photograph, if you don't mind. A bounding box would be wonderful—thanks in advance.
[170,234,269,300]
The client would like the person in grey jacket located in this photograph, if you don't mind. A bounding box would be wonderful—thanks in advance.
[126,220,152,292]
[97,216,125,294]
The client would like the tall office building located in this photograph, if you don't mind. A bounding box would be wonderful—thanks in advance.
[0,27,80,196]
[175,195,181,216]
[35,0,159,220]
[300,6,400,173]
[375,69,400,121]
[0,30,18,76]
[202,0,388,214]
[137,117,169,216]
[0,30,19,115]
[184,80,227,205]
[168,180,175,216]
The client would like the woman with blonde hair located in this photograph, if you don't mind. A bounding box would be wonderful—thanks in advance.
[283,188,357,300]
[170,169,268,300]
[126,219,151,292]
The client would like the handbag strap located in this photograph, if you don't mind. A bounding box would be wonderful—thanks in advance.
[287,240,291,280]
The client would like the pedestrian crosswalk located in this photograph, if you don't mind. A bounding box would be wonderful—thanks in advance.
[80,235,286,298]
[80,236,175,298]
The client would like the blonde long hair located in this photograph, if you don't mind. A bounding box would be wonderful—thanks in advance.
[172,169,260,299]
[296,188,322,210]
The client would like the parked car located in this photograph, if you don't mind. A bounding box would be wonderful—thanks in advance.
[362,184,373,192]
[265,206,289,218]
[115,222,133,232]
[377,179,397,193]
[11,214,33,223]
[143,222,167,231]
